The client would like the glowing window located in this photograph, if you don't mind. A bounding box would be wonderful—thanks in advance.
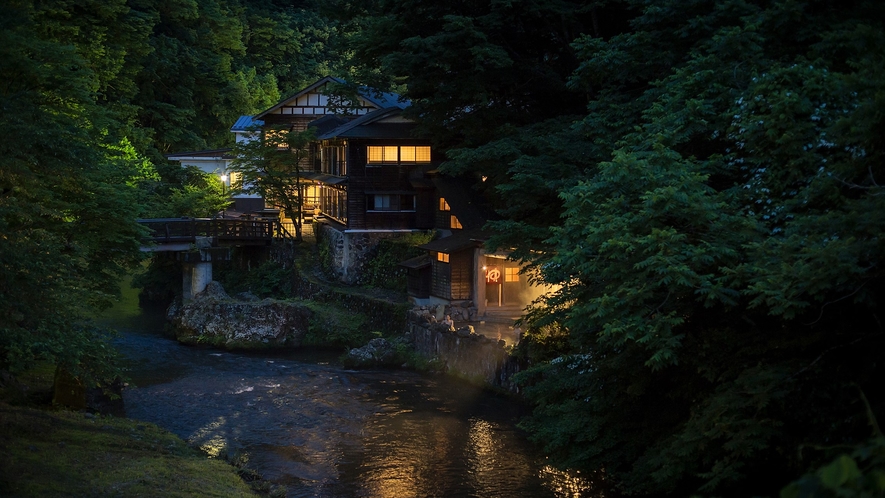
[368,145,431,164]
[437,252,449,263]
[401,146,431,162]
[505,267,520,282]
[450,215,462,229]
[367,146,398,163]
[439,198,450,211]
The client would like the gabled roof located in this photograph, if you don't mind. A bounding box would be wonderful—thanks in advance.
[308,114,354,136]
[316,107,416,140]
[254,76,408,120]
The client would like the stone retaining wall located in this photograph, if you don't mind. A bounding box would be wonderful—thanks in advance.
[405,311,522,392]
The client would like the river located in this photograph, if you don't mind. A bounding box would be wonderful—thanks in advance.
[98,283,598,497]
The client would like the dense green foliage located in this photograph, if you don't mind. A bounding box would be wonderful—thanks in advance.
[357,231,434,290]
[353,0,885,495]
[0,0,353,380]
[0,0,146,381]
[6,0,883,494]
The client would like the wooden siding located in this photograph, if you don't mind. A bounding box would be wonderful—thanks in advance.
[415,190,435,229]
[344,138,435,230]
[430,249,472,300]
[430,260,451,299]
[407,266,431,298]
[450,250,473,300]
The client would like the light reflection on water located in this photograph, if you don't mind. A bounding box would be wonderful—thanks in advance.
[100,283,599,497]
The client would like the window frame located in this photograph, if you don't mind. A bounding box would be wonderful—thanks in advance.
[367,145,431,166]
[366,193,417,212]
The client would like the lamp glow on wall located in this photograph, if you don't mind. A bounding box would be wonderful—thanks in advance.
[220,173,228,216]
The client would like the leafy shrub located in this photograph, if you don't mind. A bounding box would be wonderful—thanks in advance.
[358,231,433,290]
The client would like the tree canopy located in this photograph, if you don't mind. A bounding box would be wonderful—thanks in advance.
[0,0,147,380]
[352,0,885,495]
[3,0,883,494]
[0,0,354,379]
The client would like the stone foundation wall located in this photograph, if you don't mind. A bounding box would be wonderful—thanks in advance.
[315,223,416,285]
[405,311,522,392]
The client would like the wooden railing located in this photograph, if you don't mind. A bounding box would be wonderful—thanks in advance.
[137,218,276,245]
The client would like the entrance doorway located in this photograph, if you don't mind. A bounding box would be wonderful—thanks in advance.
[483,256,527,308]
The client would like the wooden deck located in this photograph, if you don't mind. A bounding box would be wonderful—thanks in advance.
[137,218,282,250]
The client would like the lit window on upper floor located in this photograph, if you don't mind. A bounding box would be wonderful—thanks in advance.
[367,145,431,164]
[439,198,450,211]
[450,215,462,229]
[437,252,449,263]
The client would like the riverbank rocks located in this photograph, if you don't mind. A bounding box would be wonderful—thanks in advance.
[406,320,521,391]
[168,281,312,349]
[343,337,397,368]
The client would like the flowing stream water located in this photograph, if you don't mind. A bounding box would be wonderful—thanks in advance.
[98,284,596,497]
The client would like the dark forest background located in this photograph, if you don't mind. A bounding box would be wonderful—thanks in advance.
[2,0,883,495]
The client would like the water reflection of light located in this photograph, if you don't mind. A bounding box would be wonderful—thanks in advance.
[466,417,535,495]
[539,464,601,497]
[191,416,228,457]
[359,413,460,498]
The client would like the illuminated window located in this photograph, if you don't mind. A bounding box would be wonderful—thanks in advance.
[450,215,462,229]
[229,172,242,189]
[439,198,450,211]
[400,146,431,162]
[368,145,431,164]
[367,146,398,163]
[437,252,449,263]
[505,267,520,282]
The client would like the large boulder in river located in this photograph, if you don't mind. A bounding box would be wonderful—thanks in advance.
[169,281,312,349]
[343,337,397,368]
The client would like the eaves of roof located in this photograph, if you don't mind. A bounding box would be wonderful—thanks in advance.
[316,107,411,140]
[301,172,348,185]
[418,229,490,253]
[165,148,234,160]
[230,116,263,132]
[397,254,431,269]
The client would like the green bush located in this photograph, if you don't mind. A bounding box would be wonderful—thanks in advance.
[302,301,368,348]
[358,231,434,290]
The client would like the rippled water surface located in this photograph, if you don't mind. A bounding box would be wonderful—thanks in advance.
[99,285,595,497]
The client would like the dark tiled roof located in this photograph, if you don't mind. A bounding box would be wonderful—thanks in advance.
[419,229,489,253]
[308,115,354,136]
[316,107,416,140]
[398,254,431,269]
[165,148,233,159]
[301,172,348,185]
